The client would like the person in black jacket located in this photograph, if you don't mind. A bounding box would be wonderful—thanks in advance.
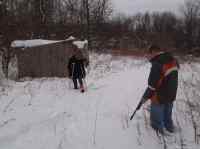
[140,45,179,134]
[68,50,86,93]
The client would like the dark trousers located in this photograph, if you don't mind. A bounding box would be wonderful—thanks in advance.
[150,102,174,132]
[73,77,83,89]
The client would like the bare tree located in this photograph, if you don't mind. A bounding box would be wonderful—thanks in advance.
[29,0,55,37]
[181,0,200,49]
[91,0,112,24]
[0,0,14,78]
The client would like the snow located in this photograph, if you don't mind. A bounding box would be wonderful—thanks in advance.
[11,39,61,48]
[73,40,88,49]
[66,36,76,41]
[0,53,199,149]
[0,56,5,80]
[11,37,88,49]
[8,56,18,80]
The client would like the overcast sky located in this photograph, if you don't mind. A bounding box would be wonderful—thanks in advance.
[112,0,185,16]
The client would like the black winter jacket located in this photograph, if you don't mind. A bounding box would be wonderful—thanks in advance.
[68,56,86,79]
[143,52,179,104]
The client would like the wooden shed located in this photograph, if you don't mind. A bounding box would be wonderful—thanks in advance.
[12,39,89,78]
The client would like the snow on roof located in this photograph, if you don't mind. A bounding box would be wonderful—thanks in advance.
[11,39,61,48]
[73,40,88,49]
[11,37,88,49]
[66,36,76,41]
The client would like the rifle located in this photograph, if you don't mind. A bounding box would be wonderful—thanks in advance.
[130,99,144,120]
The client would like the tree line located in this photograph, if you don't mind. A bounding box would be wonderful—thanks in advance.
[1,0,200,50]
[0,0,112,77]
[0,0,200,77]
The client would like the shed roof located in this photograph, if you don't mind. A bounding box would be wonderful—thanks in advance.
[11,36,88,50]
[11,39,61,48]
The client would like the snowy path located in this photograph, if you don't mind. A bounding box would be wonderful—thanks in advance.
[0,54,199,149]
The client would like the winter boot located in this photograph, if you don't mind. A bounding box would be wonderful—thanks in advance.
[80,85,85,93]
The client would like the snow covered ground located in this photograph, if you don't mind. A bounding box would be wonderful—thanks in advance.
[0,53,200,149]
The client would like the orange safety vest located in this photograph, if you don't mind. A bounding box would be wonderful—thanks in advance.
[151,60,178,103]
